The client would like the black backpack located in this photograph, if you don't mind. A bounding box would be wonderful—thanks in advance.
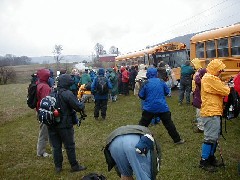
[223,87,240,120]
[85,81,92,91]
[27,83,38,109]
[82,173,106,180]
[96,77,109,95]
[38,91,60,126]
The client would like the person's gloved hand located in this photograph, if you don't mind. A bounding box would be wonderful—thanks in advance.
[135,134,154,155]
[78,100,85,110]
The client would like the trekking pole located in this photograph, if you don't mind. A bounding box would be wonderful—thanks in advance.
[220,116,226,140]
[217,140,225,168]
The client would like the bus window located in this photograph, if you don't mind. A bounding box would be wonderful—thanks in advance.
[148,54,154,66]
[138,59,141,64]
[155,50,188,68]
[217,38,229,57]
[173,51,187,68]
[206,40,216,58]
[190,24,240,81]
[196,42,204,58]
[231,36,240,56]
[156,53,170,67]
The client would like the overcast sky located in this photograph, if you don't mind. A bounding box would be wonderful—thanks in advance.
[0,0,239,57]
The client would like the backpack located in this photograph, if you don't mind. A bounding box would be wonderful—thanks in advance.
[82,173,106,180]
[96,76,109,95]
[27,83,38,109]
[85,81,92,91]
[223,87,240,120]
[38,91,60,126]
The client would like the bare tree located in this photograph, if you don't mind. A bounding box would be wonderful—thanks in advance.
[53,44,64,70]
[109,46,119,54]
[94,43,104,56]
[0,66,16,84]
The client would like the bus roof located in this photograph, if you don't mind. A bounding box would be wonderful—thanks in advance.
[115,51,144,61]
[191,23,240,43]
[115,42,187,61]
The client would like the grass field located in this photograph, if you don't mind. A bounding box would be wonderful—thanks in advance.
[0,80,240,179]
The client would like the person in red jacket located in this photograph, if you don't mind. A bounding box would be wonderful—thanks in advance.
[36,68,52,157]
[121,67,129,96]
[234,72,240,96]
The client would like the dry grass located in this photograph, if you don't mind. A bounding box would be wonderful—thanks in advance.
[12,64,47,83]
[0,83,31,125]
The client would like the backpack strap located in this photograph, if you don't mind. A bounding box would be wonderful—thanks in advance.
[151,140,161,180]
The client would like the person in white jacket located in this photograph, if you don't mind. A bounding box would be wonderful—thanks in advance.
[134,64,147,96]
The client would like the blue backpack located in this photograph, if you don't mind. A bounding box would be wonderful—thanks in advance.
[38,91,60,126]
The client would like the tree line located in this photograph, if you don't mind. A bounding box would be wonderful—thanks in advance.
[0,54,32,84]
[0,43,120,84]
[0,54,31,66]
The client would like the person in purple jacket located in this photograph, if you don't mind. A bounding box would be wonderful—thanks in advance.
[192,68,207,133]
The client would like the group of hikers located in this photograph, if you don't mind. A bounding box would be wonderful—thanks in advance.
[29,58,240,179]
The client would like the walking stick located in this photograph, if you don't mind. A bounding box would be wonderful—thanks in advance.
[217,140,225,168]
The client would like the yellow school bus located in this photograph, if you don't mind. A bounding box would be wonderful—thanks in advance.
[115,42,189,81]
[190,23,240,81]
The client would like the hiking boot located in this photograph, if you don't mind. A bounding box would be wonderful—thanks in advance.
[102,116,106,120]
[199,159,217,172]
[55,167,62,174]
[209,156,224,167]
[175,139,185,145]
[94,117,99,120]
[43,152,51,157]
[193,128,204,133]
[37,152,51,158]
[71,164,87,172]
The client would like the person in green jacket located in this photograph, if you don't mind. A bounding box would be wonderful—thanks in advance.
[79,69,92,86]
[178,60,195,105]
[108,67,118,102]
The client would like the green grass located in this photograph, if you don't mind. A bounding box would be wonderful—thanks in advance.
[0,84,240,180]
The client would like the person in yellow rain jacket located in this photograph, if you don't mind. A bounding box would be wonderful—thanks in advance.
[199,59,230,172]
[77,83,93,103]
[191,58,202,92]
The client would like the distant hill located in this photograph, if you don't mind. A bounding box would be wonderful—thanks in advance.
[30,32,200,64]
[161,28,218,49]
[30,55,91,64]
[162,33,197,49]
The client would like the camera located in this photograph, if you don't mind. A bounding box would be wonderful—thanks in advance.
[75,110,87,127]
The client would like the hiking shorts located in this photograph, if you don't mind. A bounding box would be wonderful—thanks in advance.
[109,134,152,180]
[202,116,220,143]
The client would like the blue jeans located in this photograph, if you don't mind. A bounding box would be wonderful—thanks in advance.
[109,134,152,180]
